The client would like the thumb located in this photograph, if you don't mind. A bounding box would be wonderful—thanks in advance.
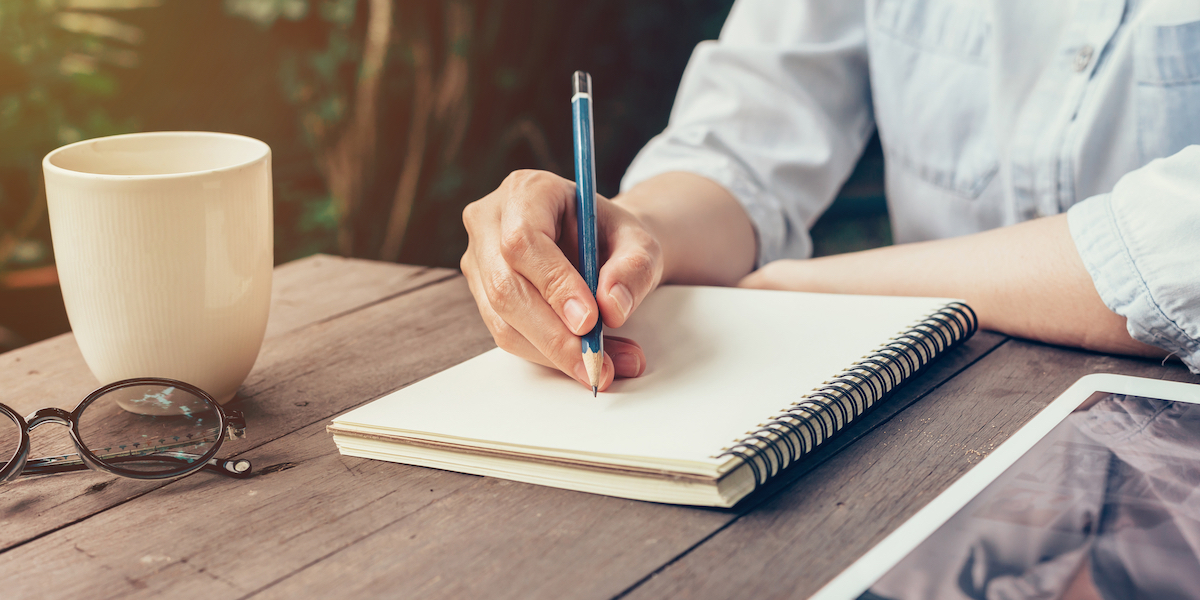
[596,210,662,328]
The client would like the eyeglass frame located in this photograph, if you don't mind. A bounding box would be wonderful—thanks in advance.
[0,377,252,484]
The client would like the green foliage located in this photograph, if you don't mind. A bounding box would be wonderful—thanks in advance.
[221,0,742,265]
[223,0,307,27]
[298,194,339,233]
[2,0,751,271]
[0,0,894,349]
[0,0,145,272]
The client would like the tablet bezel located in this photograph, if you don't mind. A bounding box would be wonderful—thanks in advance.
[811,373,1200,600]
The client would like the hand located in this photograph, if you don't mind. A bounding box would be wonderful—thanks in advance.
[461,170,660,391]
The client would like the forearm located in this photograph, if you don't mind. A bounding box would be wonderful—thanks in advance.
[744,214,1164,358]
[614,171,757,286]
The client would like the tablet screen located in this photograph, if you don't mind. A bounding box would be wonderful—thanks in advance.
[861,392,1200,600]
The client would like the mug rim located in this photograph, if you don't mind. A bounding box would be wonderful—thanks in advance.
[42,131,270,182]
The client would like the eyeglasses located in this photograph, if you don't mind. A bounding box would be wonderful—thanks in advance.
[0,377,252,484]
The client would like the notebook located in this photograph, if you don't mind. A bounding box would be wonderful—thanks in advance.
[328,286,976,507]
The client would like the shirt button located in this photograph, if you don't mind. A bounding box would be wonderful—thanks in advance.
[1073,45,1094,72]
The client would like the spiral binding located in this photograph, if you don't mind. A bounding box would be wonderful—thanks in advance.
[715,302,978,488]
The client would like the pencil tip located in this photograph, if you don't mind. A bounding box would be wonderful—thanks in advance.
[592,386,598,397]
[582,349,603,394]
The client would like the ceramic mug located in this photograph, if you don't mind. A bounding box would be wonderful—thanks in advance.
[43,132,273,409]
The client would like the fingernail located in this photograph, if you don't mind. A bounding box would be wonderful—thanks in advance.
[613,352,641,377]
[564,298,588,333]
[573,361,589,383]
[609,283,633,320]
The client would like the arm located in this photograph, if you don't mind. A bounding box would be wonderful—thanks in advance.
[622,0,872,266]
[1066,147,1200,371]
[461,0,872,390]
[459,170,753,391]
[739,214,1164,357]
[742,145,1200,369]
[616,172,754,287]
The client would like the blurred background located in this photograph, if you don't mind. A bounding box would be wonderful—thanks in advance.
[0,0,888,351]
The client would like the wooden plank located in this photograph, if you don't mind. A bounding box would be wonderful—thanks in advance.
[0,254,452,415]
[0,284,1003,599]
[1,276,497,597]
[7,418,727,600]
[263,254,454,339]
[736,331,1008,508]
[245,334,1007,600]
[0,257,456,552]
[620,342,1200,600]
[7,420,484,598]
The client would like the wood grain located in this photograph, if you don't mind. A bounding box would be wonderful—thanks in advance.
[10,257,1182,600]
[0,256,456,552]
[0,254,451,415]
[0,261,1006,600]
[262,254,454,339]
[247,336,1005,599]
[620,341,1200,600]
[1,275,496,597]
[734,331,1008,510]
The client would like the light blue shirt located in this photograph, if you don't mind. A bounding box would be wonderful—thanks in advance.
[621,0,1200,372]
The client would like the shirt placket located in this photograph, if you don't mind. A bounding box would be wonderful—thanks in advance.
[1007,0,1127,222]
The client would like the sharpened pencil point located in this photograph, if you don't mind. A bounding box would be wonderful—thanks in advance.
[582,349,603,393]
[592,386,597,397]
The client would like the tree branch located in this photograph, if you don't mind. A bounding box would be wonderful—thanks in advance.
[324,0,392,256]
[378,36,434,262]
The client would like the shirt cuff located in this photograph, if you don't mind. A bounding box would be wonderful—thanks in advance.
[621,134,808,269]
[1068,194,1200,372]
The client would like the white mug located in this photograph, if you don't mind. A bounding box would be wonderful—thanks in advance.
[43,132,273,407]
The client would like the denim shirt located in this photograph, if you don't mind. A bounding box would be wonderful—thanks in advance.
[621,0,1200,372]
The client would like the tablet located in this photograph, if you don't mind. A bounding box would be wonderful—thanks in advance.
[813,374,1200,600]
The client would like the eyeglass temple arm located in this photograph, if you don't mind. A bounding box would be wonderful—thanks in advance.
[19,452,253,479]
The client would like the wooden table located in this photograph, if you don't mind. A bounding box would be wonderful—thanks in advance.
[3,255,1197,599]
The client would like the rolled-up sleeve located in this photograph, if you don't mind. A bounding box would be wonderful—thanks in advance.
[620,0,873,266]
[1068,146,1200,373]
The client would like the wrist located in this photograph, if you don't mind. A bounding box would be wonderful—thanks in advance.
[613,195,675,284]
[613,171,756,286]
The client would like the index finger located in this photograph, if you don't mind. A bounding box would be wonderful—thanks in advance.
[497,172,601,337]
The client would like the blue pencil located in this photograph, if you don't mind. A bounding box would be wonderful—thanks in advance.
[572,70,602,396]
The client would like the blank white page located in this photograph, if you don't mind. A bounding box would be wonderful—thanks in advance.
[334,286,953,469]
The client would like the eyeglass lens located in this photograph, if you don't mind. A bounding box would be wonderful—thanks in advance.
[75,384,221,475]
[0,409,19,469]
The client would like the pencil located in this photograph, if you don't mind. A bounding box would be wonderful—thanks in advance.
[571,70,603,396]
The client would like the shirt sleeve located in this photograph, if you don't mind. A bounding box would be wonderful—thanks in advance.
[619,0,873,266]
[1068,145,1200,373]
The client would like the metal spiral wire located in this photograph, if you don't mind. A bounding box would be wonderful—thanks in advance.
[716,302,978,487]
